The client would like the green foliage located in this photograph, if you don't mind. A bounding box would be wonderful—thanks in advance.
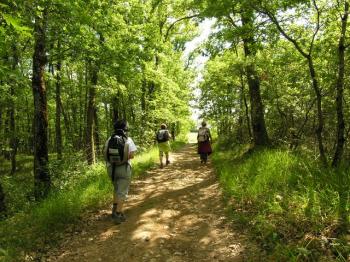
[213,139,350,260]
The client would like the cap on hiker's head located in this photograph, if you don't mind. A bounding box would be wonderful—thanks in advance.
[161,123,167,129]
[201,121,207,127]
[114,119,128,131]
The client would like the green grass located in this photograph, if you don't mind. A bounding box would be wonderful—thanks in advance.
[0,139,187,262]
[212,143,350,261]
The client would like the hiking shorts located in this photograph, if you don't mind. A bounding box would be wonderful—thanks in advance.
[158,141,171,155]
[107,164,132,200]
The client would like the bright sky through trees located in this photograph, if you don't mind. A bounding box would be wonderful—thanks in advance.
[183,19,215,123]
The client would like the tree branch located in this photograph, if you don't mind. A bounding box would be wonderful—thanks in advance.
[309,0,321,55]
[226,15,238,28]
[164,14,200,41]
[260,8,309,58]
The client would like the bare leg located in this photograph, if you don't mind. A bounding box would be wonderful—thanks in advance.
[159,151,164,168]
[165,152,170,165]
[116,199,124,213]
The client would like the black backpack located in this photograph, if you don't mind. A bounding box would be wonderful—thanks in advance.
[107,133,129,180]
[157,130,169,142]
[107,134,128,166]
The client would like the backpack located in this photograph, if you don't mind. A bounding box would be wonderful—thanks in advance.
[157,130,169,142]
[198,128,209,142]
[107,135,129,166]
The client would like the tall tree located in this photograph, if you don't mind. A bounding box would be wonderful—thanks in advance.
[55,41,63,160]
[32,5,50,198]
[240,8,269,146]
[332,1,349,167]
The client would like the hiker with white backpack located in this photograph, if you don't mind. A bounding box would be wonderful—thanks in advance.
[156,123,171,168]
[197,121,212,164]
[104,120,137,224]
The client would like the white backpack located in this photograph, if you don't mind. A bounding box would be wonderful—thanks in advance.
[198,128,209,142]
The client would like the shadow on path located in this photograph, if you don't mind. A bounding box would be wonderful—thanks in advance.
[51,144,257,262]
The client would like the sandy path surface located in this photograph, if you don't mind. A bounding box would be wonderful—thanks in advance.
[48,144,258,262]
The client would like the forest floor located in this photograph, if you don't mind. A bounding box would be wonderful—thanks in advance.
[44,144,262,262]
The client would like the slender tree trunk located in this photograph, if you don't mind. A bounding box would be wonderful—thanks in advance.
[112,95,120,122]
[9,86,16,174]
[237,82,244,142]
[0,108,2,153]
[32,9,50,199]
[83,62,89,148]
[94,107,100,155]
[9,44,18,174]
[55,48,63,160]
[332,2,349,167]
[0,182,5,213]
[104,102,110,136]
[85,64,97,164]
[263,9,327,165]
[307,57,327,166]
[140,79,147,139]
[241,12,269,146]
[240,72,252,141]
[25,96,32,153]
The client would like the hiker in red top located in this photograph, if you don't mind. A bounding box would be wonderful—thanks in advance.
[197,121,212,164]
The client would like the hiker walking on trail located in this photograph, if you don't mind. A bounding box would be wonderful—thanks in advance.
[197,121,212,164]
[156,124,171,168]
[104,120,137,224]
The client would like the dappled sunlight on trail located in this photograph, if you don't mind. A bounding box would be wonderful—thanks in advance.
[50,144,252,262]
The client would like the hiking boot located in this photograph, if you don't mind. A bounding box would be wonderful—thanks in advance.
[118,212,126,222]
[166,160,170,165]
[113,214,122,224]
[160,163,164,169]
[111,204,117,218]
[113,212,126,224]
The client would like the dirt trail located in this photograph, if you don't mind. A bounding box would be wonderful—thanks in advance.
[49,144,257,262]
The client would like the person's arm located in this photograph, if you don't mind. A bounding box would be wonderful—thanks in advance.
[128,138,138,159]
[103,139,110,162]
[129,151,135,159]
[208,129,212,142]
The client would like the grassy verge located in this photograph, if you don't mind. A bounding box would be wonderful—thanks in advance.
[212,143,350,261]
[0,140,186,261]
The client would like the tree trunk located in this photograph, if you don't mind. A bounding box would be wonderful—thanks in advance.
[104,102,110,136]
[240,72,252,141]
[94,107,100,155]
[112,95,120,122]
[60,99,71,144]
[332,2,349,168]
[0,182,5,214]
[241,12,269,146]
[263,9,327,165]
[307,57,327,166]
[55,52,63,160]
[32,9,50,199]
[25,96,32,153]
[9,43,18,174]
[0,107,2,146]
[85,64,97,165]
[9,86,17,174]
